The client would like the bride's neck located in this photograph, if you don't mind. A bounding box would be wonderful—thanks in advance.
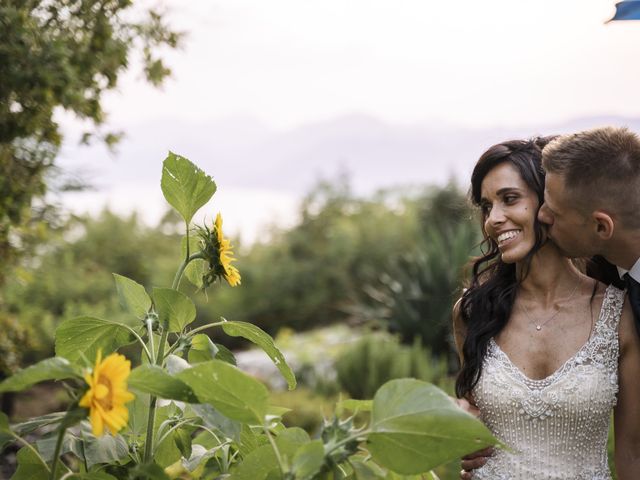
[515,242,581,304]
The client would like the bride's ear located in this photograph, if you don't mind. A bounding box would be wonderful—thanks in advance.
[592,211,615,240]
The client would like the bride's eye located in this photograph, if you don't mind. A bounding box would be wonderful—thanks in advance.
[504,194,518,204]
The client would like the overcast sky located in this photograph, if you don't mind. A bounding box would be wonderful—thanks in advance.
[93,0,640,129]
[58,0,640,240]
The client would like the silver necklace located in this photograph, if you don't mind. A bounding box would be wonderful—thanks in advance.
[519,279,581,331]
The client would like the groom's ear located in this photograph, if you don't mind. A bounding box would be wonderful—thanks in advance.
[592,211,615,240]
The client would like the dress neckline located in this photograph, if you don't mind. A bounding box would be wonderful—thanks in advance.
[489,284,614,385]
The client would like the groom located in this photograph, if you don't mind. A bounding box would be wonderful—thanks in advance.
[539,126,640,309]
[459,126,640,478]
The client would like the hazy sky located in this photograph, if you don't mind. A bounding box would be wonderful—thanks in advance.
[96,0,640,130]
[58,0,640,240]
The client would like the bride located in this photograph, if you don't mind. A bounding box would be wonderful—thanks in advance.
[453,138,640,478]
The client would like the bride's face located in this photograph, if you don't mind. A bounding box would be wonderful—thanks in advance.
[480,162,541,264]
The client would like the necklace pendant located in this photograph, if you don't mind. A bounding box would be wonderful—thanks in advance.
[536,325,542,331]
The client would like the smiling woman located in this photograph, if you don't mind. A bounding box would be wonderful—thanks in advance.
[479,162,540,264]
[452,137,640,479]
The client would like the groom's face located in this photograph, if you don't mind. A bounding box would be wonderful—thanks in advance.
[538,173,597,258]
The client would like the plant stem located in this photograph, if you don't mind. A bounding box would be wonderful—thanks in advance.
[143,249,204,463]
[186,321,226,337]
[124,323,153,363]
[172,252,205,291]
[49,424,68,480]
[143,395,158,463]
[264,425,287,476]
[324,429,371,456]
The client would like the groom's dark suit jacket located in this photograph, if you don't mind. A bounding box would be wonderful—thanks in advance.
[586,255,626,289]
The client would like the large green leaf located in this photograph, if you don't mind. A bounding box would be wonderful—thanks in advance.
[55,316,135,364]
[0,357,81,393]
[12,413,66,436]
[153,287,196,333]
[177,360,268,424]
[128,364,198,402]
[189,403,242,442]
[231,443,277,480]
[81,430,129,468]
[349,458,386,479]
[12,446,53,480]
[367,379,498,474]
[291,439,325,480]
[113,273,151,319]
[231,428,309,480]
[160,152,216,225]
[188,334,218,364]
[221,320,296,390]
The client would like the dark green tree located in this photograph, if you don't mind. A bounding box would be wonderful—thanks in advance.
[0,0,181,283]
[356,183,482,359]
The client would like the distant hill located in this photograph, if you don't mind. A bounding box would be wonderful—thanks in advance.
[59,114,640,195]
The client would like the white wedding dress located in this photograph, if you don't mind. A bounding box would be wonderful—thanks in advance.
[472,285,624,479]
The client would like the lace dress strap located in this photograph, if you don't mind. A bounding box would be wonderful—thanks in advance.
[593,284,625,340]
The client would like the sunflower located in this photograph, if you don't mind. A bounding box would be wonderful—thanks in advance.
[79,350,135,436]
[214,213,242,287]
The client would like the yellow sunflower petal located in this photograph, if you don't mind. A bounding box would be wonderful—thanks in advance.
[81,351,134,436]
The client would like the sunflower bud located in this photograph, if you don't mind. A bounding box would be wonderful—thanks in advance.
[195,213,241,288]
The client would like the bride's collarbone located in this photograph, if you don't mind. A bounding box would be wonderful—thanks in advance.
[495,313,595,379]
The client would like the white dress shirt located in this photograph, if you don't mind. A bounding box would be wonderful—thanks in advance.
[617,257,640,283]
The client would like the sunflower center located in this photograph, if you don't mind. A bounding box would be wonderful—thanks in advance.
[95,377,113,409]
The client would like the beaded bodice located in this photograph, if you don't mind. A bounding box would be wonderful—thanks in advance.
[472,285,624,479]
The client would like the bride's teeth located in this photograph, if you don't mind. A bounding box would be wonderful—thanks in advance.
[498,230,520,243]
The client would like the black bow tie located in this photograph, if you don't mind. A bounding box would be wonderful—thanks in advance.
[624,273,640,337]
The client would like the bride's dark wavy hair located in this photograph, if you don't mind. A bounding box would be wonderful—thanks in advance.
[455,136,557,399]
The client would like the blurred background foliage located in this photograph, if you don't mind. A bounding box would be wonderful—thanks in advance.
[2,179,482,478]
[3,179,480,365]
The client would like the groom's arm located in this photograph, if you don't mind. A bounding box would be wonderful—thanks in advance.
[614,298,640,479]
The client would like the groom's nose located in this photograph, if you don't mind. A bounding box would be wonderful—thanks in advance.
[538,203,553,225]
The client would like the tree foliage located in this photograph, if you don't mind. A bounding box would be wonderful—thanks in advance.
[0,0,181,284]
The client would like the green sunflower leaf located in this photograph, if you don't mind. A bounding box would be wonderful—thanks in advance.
[0,357,82,393]
[113,273,151,319]
[128,364,198,402]
[177,360,268,424]
[161,152,216,225]
[368,379,499,474]
[153,287,196,332]
[55,316,135,364]
[221,320,296,390]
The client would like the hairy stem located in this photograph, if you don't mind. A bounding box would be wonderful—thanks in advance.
[49,424,68,480]
[143,395,158,463]
[186,320,226,337]
[264,425,287,476]
[324,430,371,456]
[143,247,204,463]
[124,323,153,363]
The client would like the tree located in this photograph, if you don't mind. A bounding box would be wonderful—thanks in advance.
[0,0,181,284]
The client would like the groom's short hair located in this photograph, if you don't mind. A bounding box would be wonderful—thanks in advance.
[542,126,640,229]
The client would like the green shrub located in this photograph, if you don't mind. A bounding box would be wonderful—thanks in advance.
[335,332,449,399]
